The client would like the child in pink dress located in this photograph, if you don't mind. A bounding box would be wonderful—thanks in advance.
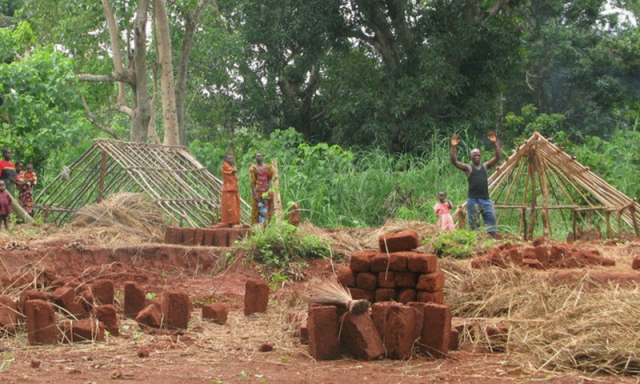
[434,191,455,232]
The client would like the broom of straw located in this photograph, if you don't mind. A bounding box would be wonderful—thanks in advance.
[306,280,370,316]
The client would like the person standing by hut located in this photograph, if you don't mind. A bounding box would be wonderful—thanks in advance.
[450,131,500,235]
[14,161,37,216]
[0,180,11,230]
[0,148,15,195]
[249,152,274,225]
[220,154,241,226]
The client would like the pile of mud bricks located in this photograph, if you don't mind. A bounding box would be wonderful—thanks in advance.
[164,225,251,247]
[310,230,452,360]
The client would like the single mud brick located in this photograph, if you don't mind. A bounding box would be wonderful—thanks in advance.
[396,288,416,304]
[213,229,229,247]
[91,279,114,306]
[533,246,550,264]
[124,281,147,318]
[19,290,48,315]
[470,254,492,269]
[377,271,395,288]
[203,228,216,246]
[25,299,57,345]
[202,303,228,325]
[505,248,523,264]
[78,290,95,312]
[136,304,162,328]
[163,227,175,244]
[449,327,460,351]
[182,228,196,245]
[308,305,340,360]
[60,319,105,343]
[51,286,76,311]
[299,318,309,344]
[371,301,395,337]
[356,272,377,291]
[350,250,377,272]
[416,290,444,305]
[378,230,420,253]
[340,312,384,361]
[407,253,438,273]
[173,227,187,244]
[66,297,90,319]
[416,270,445,292]
[48,278,70,291]
[550,245,565,259]
[374,288,395,302]
[497,242,513,251]
[337,267,357,288]
[35,268,57,289]
[522,258,545,270]
[193,228,206,246]
[633,256,640,270]
[348,288,375,303]
[244,279,269,316]
[162,290,191,330]
[485,324,509,353]
[93,304,119,336]
[370,253,390,273]
[388,252,410,272]
[384,304,419,360]
[409,302,451,358]
[395,272,417,288]
[0,295,20,334]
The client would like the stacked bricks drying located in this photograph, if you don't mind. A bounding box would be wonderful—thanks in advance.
[164,225,251,247]
[306,301,452,361]
[338,230,444,306]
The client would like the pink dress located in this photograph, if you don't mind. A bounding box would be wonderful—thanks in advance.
[434,202,455,232]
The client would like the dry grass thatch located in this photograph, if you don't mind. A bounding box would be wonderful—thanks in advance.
[440,258,640,375]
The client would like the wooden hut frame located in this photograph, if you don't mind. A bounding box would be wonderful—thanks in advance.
[455,132,640,239]
[36,139,250,227]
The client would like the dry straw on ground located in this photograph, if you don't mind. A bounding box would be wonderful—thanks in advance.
[440,258,640,375]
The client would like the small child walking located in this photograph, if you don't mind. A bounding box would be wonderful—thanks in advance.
[434,190,455,232]
[0,180,12,230]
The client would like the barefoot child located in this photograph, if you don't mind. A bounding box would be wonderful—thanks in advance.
[0,180,12,230]
[434,190,455,232]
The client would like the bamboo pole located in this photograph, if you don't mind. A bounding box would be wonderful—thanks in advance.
[271,158,283,222]
[528,152,537,240]
[536,151,551,237]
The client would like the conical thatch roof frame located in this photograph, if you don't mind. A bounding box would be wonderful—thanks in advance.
[36,139,250,227]
[456,131,640,239]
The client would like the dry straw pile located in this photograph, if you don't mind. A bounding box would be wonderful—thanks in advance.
[441,258,640,375]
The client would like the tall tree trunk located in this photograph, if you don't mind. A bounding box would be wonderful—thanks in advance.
[131,0,152,143]
[155,0,180,146]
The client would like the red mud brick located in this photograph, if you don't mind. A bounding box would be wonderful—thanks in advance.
[173,227,187,244]
[25,300,57,345]
[91,279,114,306]
[409,302,451,358]
[163,227,176,244]
[35,268,57,289]
[124,281,146,318]
[370,253,390,273]
[375,288,396,302]
[379,230,420,253]
[348,288,375,303]
[244,279,269,316]
[340,312,384,361]
[416,290,444,304]
[67,297,90,319]
[93,305,119,336]
[388,252,409,272]
[337,267,357,288]
[449,327,460,351]
[182,228,196,245]
[533,246,550,264]
[385,304,419,360]
[78,290,95,312]
[416,270,445,292]
[308,305,340,360]
[299,318,309,344]
[497,243,513,251]
[371,302,395,337]
[549,244,565,259]
[522,258,545,270]
[60,319,105,343]
[396,288,416,304]
[485,324,509,353]
[136,304,162,328]
[162,291,191,330]
[378,271,396,288]
[356,272,377,291]
[395,272,417,288]
[0,295,20,334]
[19,290,48,315]
[505,248,523,264]
[532,236,547,246]
[202,303,228,325]
[203,228,216,246]
[470,254,492,269]
[350,250,377,272]
[633,256,640,270]
[193,228,205,246]
[213,229,229,247]
[51,286,76,311]
[407,253,438,273]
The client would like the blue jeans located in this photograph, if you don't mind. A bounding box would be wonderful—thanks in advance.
[467,198,497,233]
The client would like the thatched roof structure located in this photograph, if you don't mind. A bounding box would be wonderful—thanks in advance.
[36,139,250,227]
[456,132,640,239]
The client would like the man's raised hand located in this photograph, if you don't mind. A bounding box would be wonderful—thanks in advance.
[451,134,460,147]
[488,131,497,143]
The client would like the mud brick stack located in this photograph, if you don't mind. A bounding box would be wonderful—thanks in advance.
[338,230,444,305]
[163,225,251,247]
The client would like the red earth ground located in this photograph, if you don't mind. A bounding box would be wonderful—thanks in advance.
[1,231,640,384]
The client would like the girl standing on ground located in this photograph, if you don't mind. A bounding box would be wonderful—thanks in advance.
[434,191,455,232]
[0,180,12,229]
[15,161,36,216]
